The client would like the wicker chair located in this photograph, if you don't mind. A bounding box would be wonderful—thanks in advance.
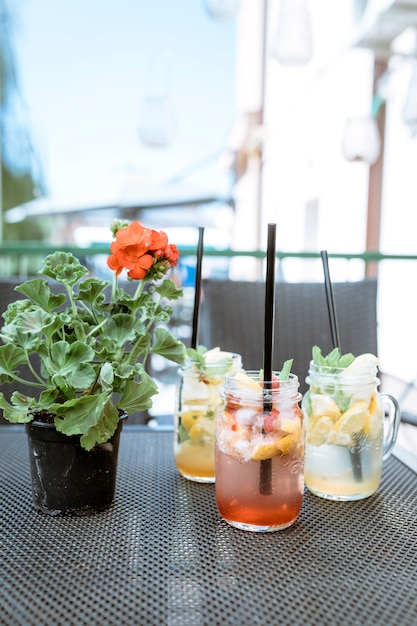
[199,279,379,395]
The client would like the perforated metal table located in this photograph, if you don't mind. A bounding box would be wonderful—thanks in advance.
[1,426,417,626]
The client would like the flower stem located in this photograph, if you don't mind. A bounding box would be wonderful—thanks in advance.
[134,280,145,300]
[111,273,118,303]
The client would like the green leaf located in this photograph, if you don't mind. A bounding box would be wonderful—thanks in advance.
[52,394,112,436]
[0,393,33,423]
[49,341,97,389]
[14,309,54,336]
[302,390,312,416]
[279,358,293,381]
[312,345,325,366]
[114,361,143,381]
[105,313,139,346]
[151,327,187,364]
[80,403,120,450]
[338,353,355,368]
[99,363,114,392]
[50,340,95,370]
[118,376,158,413]
[2,298,32,324]
[40,252,89,287]
[326,348,341,367]
[75,278,110,306]
[0,344,29,381]
[186,346,207,369]
[10,391,37,409]
[154,278,183,301]
[312,345,355,370]
[15,279,66,312]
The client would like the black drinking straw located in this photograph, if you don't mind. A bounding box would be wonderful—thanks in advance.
[260,223,276,496]
[320,250,341,353]
[191,227,204,349]
[320,250,362,481]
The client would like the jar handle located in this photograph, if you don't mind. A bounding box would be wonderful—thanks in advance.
[381,394,401,461]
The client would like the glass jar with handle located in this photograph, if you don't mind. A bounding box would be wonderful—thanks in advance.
[302,357,400,501]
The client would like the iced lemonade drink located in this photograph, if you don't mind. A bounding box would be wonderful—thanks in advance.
[302,347,400,501]
[215,368,304,532]
[174,348,242,482]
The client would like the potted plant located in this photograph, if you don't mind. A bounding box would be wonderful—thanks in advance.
[0,219,187,515]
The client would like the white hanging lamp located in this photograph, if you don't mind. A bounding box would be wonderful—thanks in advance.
[403,61,417,134]
[138,95,176,148]
[203,0,240,19]
[138,54,176,148]
[273,0,313,66]
[341,115,381,165]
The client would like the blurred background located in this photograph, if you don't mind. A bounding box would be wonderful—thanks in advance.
[2,0,417,421]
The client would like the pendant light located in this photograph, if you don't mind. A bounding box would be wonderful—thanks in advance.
[138,54,176,148]
[203,0,240,20]
[273,0,313,66]
[341,115,381,165]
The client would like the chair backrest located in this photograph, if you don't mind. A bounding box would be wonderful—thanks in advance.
[199,279,378,395]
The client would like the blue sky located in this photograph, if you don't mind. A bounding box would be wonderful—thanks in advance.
[12,0,237,206]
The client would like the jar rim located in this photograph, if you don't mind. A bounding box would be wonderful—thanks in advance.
[307,360,379,384]
[229,369,299,382]
[180,352,242,375]
[224,370,301,398]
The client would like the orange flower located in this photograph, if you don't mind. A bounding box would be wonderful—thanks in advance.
[163,243,180,265]
[149,229,180,266]
[149,230,169,253]
[107,221,179,280]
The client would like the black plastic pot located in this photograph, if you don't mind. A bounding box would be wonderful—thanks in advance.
[25,414,127,516]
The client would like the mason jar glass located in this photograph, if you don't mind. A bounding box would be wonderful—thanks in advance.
[215,371,304,532]
[174,352,242,483]
[302,361,400,501]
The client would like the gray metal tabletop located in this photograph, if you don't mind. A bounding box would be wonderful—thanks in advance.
[1,425,417,626]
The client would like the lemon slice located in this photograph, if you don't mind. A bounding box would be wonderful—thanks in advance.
[234,371,262,390]
[250,441,278,461]
[334,400,368,435]
[204,347,235,362]
[188,417,215,440]
[308,415,334,446]
[364,413,381,439]
[277,433,298,454]
[368,393,379,415]
[341,353,379,377]
[180,411,205,431]
[282,417,301,434]
[310,394,341,420]
[333,432,351,446]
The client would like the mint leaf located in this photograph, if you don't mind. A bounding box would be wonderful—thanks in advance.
[312,345,326,366]
[338,353,355,368]
[311,345,355,370]
[279,358,293,381]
